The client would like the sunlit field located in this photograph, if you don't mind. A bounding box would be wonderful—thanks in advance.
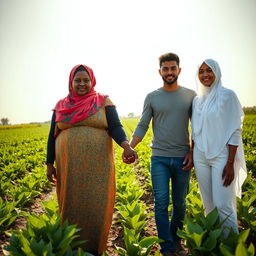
[0,115,255,255]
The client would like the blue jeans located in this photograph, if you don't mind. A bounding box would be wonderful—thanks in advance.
[151,156,191,253]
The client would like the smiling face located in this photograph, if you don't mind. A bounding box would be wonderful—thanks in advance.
[72,71,92,95]
[198,62,216,87]
[159,60,181,87]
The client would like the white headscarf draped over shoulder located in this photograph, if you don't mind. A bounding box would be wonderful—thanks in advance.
[192,59,247,198]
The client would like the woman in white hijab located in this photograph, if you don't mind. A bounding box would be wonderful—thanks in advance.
[192,59,247,235]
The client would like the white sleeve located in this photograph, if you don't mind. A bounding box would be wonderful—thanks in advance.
[228,129,241,146]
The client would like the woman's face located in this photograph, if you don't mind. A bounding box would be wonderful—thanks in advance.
[72,71,92,95]
[198,62,216,87]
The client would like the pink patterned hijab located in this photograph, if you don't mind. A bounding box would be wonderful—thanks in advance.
[54,64,107,123]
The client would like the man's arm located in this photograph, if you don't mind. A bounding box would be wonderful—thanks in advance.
[130,93,152,148]
[182,140,194,171]
[129,135,142,149]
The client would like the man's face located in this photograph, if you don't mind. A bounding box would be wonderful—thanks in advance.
[159,61,181,85]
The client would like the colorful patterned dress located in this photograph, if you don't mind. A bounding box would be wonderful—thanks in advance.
[55,98,115,255]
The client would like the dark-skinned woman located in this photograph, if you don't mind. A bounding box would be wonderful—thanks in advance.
[46,64,137,255]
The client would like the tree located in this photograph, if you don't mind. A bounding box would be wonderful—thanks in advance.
[1,118,9,125]
[127,112,135,118]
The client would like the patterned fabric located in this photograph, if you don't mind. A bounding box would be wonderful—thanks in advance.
[55,98,115,254]
[54,64,108,123]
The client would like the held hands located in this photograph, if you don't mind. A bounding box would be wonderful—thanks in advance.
[182,150,194,171]
[121,141,138,164]
[46,163,57,184]
[222,161,235,187]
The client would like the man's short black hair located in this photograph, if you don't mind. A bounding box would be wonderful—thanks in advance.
[159,53,180,67]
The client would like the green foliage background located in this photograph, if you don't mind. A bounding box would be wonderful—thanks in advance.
[0,114,255,255]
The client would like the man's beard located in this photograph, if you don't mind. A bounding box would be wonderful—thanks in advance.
[162,76,178,86]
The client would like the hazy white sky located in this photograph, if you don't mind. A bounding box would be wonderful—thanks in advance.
[0,0,255,124]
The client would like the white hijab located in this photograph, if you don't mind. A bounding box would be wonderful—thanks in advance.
[192,59,247,198]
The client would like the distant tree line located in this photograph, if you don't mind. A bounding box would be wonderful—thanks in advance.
[1,107,255,126]
[121,112,141,119]
[1,118,9,125]
[243,106,256,114]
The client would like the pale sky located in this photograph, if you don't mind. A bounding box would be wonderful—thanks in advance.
[0,0,255,124]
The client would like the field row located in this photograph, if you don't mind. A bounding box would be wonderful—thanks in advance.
[0,115,255,255]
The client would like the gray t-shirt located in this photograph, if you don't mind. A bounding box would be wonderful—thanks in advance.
[133,87,196,157]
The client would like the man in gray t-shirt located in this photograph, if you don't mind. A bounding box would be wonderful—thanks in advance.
[129,53,196,256]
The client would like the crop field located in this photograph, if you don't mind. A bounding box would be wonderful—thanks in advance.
[0,115,255,256]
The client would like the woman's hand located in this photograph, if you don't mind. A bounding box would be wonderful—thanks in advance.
[46,163,57,184]
[222,162,235,187]
[222,144,237,187]
[121,141,138,164]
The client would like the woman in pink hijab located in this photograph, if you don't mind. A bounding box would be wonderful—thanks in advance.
[46,64,137,255]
